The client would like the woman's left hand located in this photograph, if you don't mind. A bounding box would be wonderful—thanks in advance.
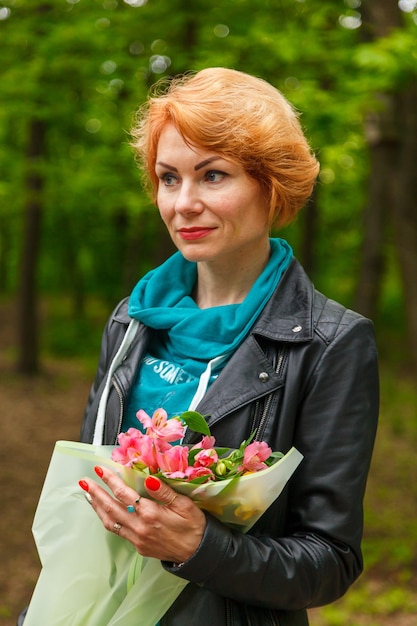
[79,467,207,565]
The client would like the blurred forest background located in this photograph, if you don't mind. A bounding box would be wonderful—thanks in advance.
[0,0,416,625]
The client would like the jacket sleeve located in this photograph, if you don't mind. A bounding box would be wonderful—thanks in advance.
[163,313,379,611]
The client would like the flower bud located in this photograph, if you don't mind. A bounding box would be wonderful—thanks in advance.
[215,461,227,476]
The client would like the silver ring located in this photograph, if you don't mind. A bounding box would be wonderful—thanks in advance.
[113,522,122,535]
[127,495,141,513]
[84,492,93,505]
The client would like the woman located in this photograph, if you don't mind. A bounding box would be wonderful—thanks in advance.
[78,68,379,625]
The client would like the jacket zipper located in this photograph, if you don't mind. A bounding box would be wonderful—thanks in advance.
[244,605,254,625]
[252,346,288,441]
[113,377,125,444]
[236,350,288,625]
[226,601,281,626]
[243,604,280,626]
[226,598,232,626]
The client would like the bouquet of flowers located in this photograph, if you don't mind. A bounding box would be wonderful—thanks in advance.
[23,408,303,626]
[112,407,284,482]
[111,408,288,528]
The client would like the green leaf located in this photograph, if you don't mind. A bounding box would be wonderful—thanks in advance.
[238,430,256,451]
[265,451,285,466]
[180,411,211,436]
[214,447,232,458]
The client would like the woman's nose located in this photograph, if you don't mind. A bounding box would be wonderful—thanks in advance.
[174,182,204,214]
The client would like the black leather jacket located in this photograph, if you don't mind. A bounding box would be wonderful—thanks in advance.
[80,258,379,626]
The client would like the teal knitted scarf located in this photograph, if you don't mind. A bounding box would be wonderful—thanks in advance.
[128,238,293,374]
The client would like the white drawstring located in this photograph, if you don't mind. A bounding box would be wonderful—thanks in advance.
[92,319,140,445]
[187,354,229,411]
[93,320,227,444]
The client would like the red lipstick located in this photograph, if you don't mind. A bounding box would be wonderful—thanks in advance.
[178,227,215,240]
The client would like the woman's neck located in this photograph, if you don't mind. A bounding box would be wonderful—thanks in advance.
[194,244,271,309]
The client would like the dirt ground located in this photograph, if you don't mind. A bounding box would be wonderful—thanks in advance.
[0,303,416,626]
[0,302,90,624]
[0,363,90,624]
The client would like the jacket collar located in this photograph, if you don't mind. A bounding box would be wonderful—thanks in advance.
[189,259,315,429]
[251,258,314,343]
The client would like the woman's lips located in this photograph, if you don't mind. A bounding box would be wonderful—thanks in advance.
[178,227,215,240]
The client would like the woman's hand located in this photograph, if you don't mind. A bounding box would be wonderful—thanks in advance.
[79,467,207,565]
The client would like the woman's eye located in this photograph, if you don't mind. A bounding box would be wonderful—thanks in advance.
[205,170,226,183]
[161,173,178,186]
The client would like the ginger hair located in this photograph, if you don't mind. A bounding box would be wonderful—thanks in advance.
[131,67,319,228]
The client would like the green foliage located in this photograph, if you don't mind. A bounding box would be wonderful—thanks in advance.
[0,0,416,335]
[180,410,211,436]
[41,295,110,359]
[355,23,417,91]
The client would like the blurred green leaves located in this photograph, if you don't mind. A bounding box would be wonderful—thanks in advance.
[0,0,416,328]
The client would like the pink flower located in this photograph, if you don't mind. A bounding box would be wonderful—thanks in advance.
[241,441,272,472]
[111,428,145,467]
[157,444,190,478]
[137,408,185,443]
[135,436,164,474]
[117,427,143,449]
[191,435,216,450]
[194,448,218,468]
[185,466,214,481]
[111,428,172,473]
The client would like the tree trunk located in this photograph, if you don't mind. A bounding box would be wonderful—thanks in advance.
[354,94,397,318]
[360,0,402,38]
[16,118,46,375]
[354,0,402,319]
[391,83,417,370]
[357,0,417,370]
[0,215,12,293]
[299,187,319,281]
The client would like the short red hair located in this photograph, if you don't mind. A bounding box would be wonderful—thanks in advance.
[131,67,319,228]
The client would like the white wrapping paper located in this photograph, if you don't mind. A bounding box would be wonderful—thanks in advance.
[24,441,303,626]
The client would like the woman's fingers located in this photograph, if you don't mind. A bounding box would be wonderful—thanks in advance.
[78,467,207,562]
[143,475,179,507]
[85,467,179,512]
[93,465,139,508]
[79,467,140,524]
[79,469,143,543]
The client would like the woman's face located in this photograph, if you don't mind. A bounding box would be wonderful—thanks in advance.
[155,124,271,268]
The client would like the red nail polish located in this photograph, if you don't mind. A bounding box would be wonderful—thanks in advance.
[94,466,104,478]
[79,480,89,492]
[145,476,161,491]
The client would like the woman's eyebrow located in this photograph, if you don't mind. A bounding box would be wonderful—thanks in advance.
[194,156,221,171]
[156,161,178,171]
[156,156,221,172]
